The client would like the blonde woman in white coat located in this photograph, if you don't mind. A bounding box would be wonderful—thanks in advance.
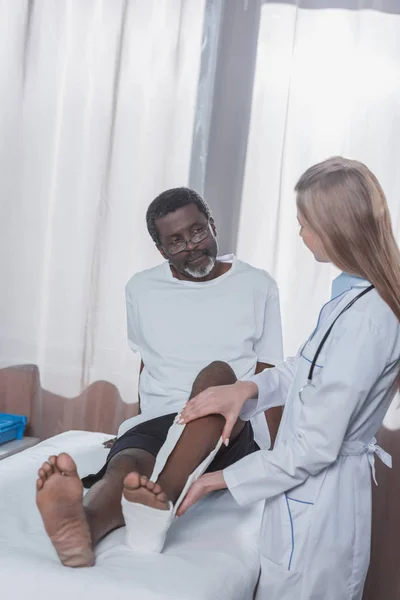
[177,157,400,600]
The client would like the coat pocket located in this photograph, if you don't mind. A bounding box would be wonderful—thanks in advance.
[257,554,301,600]
[260,493,314,574]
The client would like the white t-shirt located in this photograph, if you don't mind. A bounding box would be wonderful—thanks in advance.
[125,255,284,448]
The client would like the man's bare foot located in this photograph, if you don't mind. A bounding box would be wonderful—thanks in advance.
[36,453,94,568]
[123,473,170,511]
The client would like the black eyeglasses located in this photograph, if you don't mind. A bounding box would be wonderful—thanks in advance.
[163,223,210,255]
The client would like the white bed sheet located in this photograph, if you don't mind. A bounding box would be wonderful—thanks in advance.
[0,431,262,600]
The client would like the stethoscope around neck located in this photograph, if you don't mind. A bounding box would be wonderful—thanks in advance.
[299,285,374,403]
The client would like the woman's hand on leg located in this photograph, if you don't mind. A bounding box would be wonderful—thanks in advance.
[178,380,258,444]
[176,471,227,517]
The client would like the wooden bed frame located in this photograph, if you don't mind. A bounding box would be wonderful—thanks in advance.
[0,364,137,440]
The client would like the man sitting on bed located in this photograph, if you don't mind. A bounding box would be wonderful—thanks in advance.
[35,187,283,567]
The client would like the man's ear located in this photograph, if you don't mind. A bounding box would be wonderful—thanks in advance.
[157,244,168,260]
[210,217,217,237]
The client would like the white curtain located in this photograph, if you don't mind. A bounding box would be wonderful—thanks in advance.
[237,1,400,357]
[2,0,399,408]
[0,0,205,402]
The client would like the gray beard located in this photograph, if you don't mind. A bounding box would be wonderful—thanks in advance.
[183,255,216,279]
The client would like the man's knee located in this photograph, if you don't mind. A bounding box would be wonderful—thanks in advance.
[191,361,236,397]
[205,361,236,384]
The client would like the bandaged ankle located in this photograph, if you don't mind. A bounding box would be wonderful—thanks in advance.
[122,497,174,553]
[123,421,223,553]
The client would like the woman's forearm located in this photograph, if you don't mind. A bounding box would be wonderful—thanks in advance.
[240,357,298,421]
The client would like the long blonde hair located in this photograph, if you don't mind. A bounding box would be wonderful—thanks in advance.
[295,156,400,322]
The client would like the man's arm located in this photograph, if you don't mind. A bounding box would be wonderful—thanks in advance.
[253,277,284,448]
[103,359,145,448]
[255,361,283,448]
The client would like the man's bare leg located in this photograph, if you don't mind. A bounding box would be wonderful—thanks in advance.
[36,361,243,566]
[123,361,244,509]
[36,448,155,567]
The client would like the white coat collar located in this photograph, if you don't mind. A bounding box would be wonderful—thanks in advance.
[331,272,370,300]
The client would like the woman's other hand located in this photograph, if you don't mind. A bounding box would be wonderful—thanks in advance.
[176,471,227,517]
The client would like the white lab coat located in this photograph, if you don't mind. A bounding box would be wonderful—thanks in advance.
[223,282,400,600]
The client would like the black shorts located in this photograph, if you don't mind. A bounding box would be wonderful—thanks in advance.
[81,412,258,489]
